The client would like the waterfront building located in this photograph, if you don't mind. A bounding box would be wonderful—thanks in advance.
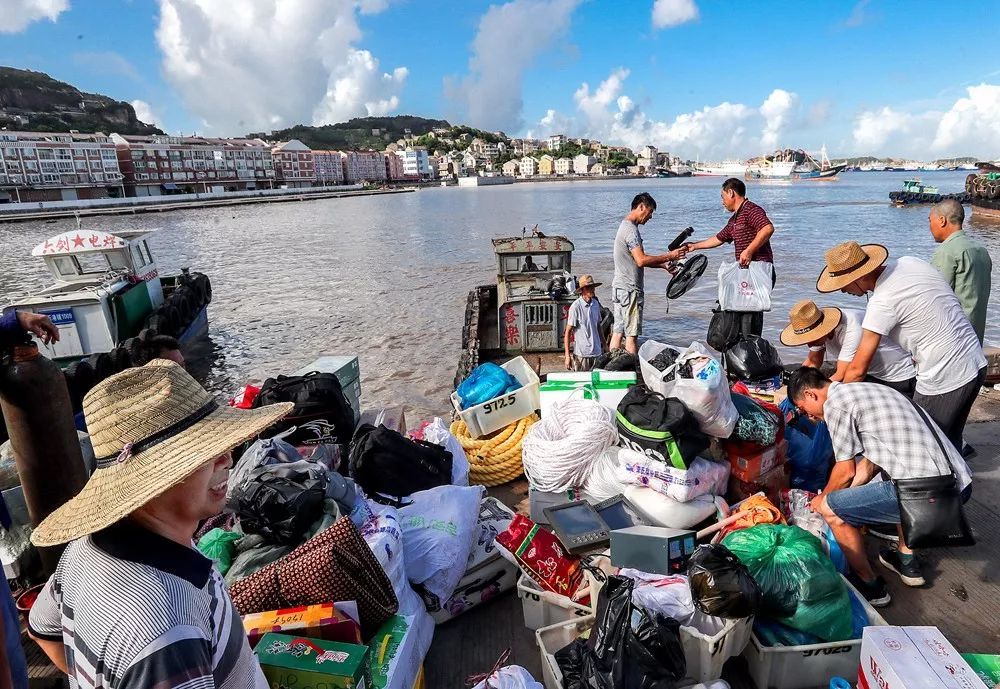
[590,163,606,176]
[313,150,346,185]
[341,150,387,182]
[385,151,405,180]
[512,138,540,157]
[271,140,315,188]
[0,130,124,202]
[469,138,499,159]
[462,151,482,174]
[639,145,657,161]
[538,154,555,175]
[113,133,274,197]
[398,148,433,179]
[554,157,573,175]
[519,156,537,177]
[548,134,566,151]
[573,154,596,175]
[501,160,520,177]
[594,144,611,162]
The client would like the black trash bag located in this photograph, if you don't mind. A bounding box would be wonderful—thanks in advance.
[707,309,763,352]
[565,575,686,689]
[724,335,784,381]
[349,423,452,502]
[649,348,680,375]
[554,638,588,689]
[688,544,762,619]
[594,349,640,374]
[231,460,329,544]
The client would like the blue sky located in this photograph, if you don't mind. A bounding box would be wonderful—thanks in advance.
[2,0,999,159]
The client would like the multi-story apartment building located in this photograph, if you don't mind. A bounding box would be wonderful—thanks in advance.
[0,131,124,202]
[385,151,405,180]
[547,134,566,151]
[501,160,519,176]
[537,154,555,175]
[342,151,387,182]
[271,140,315,188]
[554,157,573,175]
[113,134,275,196]
[313,150,346,185]
[397,148,432,179]
[519,156,537,176]
[573,154,596,174]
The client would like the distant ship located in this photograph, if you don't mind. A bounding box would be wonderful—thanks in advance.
[747,159,796,179]
[692,159,747,176]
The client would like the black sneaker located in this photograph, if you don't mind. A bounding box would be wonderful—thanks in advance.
[867,524,900,543]
[847,572,892,608]
[879,549,925,587]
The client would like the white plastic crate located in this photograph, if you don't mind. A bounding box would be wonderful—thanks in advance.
[451,356,541,438]
[741,576,889,689]
[536,615,595,689]
[517,574,592,631]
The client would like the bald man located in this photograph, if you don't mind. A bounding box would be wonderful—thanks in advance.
[929,199,992,344]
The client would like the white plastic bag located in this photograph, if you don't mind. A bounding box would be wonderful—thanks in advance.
[421,417,470,486]
[361,505,427,617]
[619,449,729,503]
[717,260,773,312]
[618,570,728,637]
[637,339,683,398]
[470,666,543,689]
[398,484,484,603]
[625,486,719,529]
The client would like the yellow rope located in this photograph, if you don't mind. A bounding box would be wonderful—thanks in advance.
[450,414,538,487]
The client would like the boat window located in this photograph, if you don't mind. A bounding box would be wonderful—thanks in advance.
[73,253,110,274]
[548,254,566,271]
[141,240,155,265]
[53,256,79,278]
[130,243,146,268]
[503,256,520,273]
[107,251,129,271]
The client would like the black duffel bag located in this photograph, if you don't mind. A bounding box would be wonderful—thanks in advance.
[349,424,453,502]
[707,309,763,352]
[615,386,708,469]
[724,335,784,382]
[252,371,355,446]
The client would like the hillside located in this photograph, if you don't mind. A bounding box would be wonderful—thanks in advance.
[249,115,452,150]
[0,66,162,135]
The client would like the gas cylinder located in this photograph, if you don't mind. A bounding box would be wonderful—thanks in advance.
[0,342,88,574]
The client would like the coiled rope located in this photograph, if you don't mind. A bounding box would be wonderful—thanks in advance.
[450,413,538,487]
[521,398,619,492]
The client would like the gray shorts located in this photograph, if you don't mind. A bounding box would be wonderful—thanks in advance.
[571,355,598,372]
[612,288,644,337]
[913,366,987,451]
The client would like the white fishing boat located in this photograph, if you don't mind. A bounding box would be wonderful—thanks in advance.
[692,159,747,177]
[747,159,796,179]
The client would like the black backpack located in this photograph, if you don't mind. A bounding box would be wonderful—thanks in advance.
[349,424,453,503]
[615,386,708,469]
[252,371,355,446]
[707,309,763,352]
[724,335,784,382]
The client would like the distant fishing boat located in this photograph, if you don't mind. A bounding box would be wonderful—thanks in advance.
[791,145,844,181]
[692,159,747,177]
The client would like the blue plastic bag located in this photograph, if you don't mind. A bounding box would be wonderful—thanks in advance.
[779,399,833,492]
[456,362,521,410]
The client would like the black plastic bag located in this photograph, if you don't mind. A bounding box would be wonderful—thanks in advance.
[557,575,686,689]
[231,460,329,544]
[594,349,640,374]
[688,544,762,619]
[724,335,784,381]
[707,310,764,352]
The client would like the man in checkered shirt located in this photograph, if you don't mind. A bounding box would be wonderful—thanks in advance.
[787,367,973,607]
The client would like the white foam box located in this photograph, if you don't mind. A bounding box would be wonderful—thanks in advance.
[451,356,540,438]
[742,576,888,689]
[860,626,988,689]
[539,370,636,417]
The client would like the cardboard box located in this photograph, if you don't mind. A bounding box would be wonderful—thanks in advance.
[727,460,789,506]
[243,602,362,649]
[256,632,369,689]
[860,626,988,689]
[726,439,787,483]
[367,614,434,689]
[539,370,636,417]
[961,654,1000,687]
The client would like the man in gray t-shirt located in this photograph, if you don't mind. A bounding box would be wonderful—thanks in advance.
[610,192,688,353]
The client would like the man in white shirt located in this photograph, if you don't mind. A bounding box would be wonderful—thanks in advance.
[780,300,916,397]
[816,241,987,451]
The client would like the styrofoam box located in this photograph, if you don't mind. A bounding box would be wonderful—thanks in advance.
[450,356,541,438]
[535,612,753,688]
[517,574,591,631]
[742,576,889,689]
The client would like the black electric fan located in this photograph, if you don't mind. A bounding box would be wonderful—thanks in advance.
[665,226,708,299]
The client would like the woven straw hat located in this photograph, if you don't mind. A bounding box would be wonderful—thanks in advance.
[780,300,843,346]
[575,274,602,293]
[816,241,888,293]
[31,360,293,546]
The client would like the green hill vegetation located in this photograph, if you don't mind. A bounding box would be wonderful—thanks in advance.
[249,115,452,150]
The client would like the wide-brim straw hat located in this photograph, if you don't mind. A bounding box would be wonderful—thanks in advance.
[31,359,293,547]
[816,241,889,293]
[575,274,602,294]
[780,300,843,346]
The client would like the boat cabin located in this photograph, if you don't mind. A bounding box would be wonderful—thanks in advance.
[6,230,166,360]
[491,235,576,352]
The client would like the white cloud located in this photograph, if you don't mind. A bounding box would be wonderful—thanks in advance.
[651,0,698,29]
[534,68,798,158]
[130,99,162,128]
[851,84,1000,157]
[0,0,68,33]
[154,0,407,134]
[446,0,581,133]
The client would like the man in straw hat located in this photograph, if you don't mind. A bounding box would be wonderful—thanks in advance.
[786,366,974,605]
[564,274,605,371]
[816,241,987,451]
[780,300,916,397]
[27,360,293,687]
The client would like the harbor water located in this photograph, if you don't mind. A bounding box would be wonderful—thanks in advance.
[1,171,997,421]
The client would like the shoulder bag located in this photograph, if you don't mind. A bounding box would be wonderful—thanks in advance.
[892,402,975,549]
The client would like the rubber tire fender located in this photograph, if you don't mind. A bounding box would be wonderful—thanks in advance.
[109,346,132,373]
[64,359,95,409]
[86,352,114,382]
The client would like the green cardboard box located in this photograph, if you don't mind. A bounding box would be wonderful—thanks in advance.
[256,632,369,689]
[962,654,1000,687]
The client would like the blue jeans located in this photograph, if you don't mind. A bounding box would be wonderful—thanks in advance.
[826,479,972,527]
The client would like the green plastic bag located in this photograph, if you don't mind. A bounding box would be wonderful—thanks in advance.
[722,524,852,642]
[197,528,241,575]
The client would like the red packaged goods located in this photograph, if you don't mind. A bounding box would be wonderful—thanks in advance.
[727,461,790,506]
[727,439,788,483]
[495,514,584,597]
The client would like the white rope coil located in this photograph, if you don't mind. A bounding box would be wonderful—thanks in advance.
[583,446,630,501]
[521,398,619,492]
